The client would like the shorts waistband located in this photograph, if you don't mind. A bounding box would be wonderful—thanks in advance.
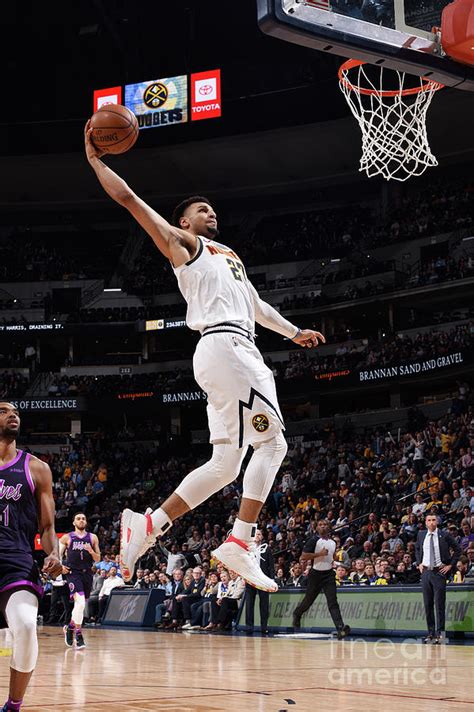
[201,322,255,342]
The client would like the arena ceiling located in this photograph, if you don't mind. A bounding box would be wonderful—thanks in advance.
[1,0,473,206]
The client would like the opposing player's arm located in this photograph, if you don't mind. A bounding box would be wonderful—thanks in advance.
[30,457,62,578]
[59,533,69,560]
[249,282,325,346]
[84,121,195,266]
[59,534,71,574]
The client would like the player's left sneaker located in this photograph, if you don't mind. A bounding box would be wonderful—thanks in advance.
[75,630,86,649]
[120,508,157,582]
[212,535,278,592]
[63,624,74,647]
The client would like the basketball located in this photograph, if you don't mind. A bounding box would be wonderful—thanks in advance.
[90,104,139,155]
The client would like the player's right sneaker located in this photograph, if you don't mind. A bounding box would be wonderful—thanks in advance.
[212,535,278,592]
[75,631,86,649]
[63,625,74,647]
[120,508,157,582]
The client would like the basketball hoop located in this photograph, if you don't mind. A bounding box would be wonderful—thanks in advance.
[338,59,444,182]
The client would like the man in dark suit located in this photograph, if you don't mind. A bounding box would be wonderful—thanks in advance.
[244,529,275,635]
[415,512,461,643]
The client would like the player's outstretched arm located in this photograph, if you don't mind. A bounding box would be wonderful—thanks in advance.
[84,121,194,265]
[249,283,325,347]
[30,457,62,578]
[291,328,326,349]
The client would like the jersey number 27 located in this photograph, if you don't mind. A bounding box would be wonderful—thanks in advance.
[226,258,245,282]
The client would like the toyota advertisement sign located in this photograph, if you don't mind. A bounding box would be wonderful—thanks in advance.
[190,69,221,121]
[93,69,221,128]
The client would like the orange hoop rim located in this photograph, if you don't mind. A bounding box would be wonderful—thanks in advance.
[338,59,445,97]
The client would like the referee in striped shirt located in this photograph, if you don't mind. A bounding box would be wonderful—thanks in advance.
[292,518,351,639]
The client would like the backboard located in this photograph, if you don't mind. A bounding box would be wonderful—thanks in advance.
[257,0,474,89]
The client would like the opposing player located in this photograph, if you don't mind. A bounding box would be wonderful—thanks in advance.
[84,122,325,592]
[59,513,100,649]
[0,403,62,712]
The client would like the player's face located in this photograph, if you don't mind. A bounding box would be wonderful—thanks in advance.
[182,202,218,238]
[0,403,20,440]
[74,514,87,530]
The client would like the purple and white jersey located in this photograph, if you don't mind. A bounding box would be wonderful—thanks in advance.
[66,531,94,571]
[0,450,37,558]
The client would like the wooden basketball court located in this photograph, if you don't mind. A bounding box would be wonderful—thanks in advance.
[0,627,472,711]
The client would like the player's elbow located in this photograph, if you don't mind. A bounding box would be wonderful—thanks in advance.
[119,188,138,209]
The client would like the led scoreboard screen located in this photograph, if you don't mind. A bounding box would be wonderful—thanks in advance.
[94,69,221,129]
[124,75,188,129]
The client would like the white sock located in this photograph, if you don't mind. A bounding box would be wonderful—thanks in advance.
[231,517,257,543]
[150,507,173,537]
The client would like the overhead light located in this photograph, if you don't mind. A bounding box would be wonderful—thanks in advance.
[462,236,474,241]
[79,24,99,37]
[330,258,340,263]
[103,288,122,292]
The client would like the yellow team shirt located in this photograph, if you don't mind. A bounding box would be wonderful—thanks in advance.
[441,433,453,453]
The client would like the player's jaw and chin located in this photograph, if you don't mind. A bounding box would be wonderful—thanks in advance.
[0,423,20,440]
[197,223,219,240]
[187,215,219,240]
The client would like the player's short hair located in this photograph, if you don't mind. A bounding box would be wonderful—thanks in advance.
[73,511,87,521]
[171,195,212,227]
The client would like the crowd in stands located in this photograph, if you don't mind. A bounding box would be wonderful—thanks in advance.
[62,247,474,327]
[48,370,196,399]
[33,384,474,625]
[67,301,185,325]
[44,323,472,400]
[0,227,126,282]
[0,370,29,398]
[119,179,472,298]
[406,254,474,289]
[249,179,472,266]
[270,323,473,382]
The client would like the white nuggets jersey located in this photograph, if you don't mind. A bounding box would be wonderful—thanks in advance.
[173,235,284,449]
[173,236,255,333]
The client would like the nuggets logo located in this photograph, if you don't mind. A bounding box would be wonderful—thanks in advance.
[252,414,269,433]
[143,82,168,108]
[125,75,188,130]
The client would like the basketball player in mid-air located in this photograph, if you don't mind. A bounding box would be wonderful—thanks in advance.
[0,403,62,712]
[84,121,325,592]
[59,513,100,649]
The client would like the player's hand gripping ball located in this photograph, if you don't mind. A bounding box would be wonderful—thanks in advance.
[90,104,139,154]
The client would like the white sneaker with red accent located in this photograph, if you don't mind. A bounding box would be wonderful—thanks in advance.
[120,508,157,582]
[211,535,278,592]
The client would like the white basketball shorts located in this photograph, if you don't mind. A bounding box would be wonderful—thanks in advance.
[193,331,285,449]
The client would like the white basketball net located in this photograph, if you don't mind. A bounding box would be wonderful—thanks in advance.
[339,61,444,182]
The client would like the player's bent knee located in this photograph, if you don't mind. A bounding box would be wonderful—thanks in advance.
[72,594,86,624]
[74,594,86,610]
[11,618,38,673]
[243,431,288,503]
[175,443,244,509]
